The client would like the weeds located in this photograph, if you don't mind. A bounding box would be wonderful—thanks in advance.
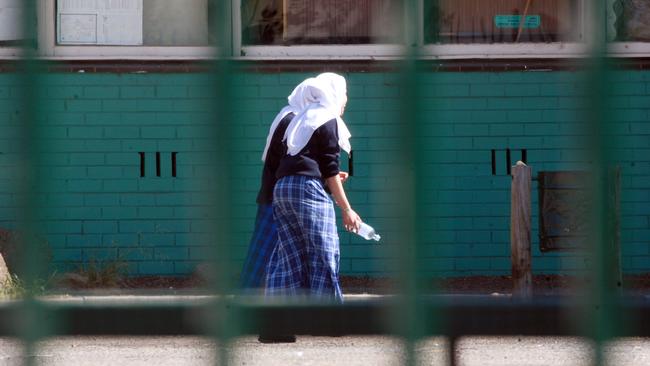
[73,257,128,288]
[0,273,56,299]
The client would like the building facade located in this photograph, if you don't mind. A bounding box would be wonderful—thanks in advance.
[1,1,649,277]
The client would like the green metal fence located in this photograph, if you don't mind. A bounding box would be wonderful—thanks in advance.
[2,0,649,365]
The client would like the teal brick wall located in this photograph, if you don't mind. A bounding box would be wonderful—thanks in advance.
[1,69,649,277]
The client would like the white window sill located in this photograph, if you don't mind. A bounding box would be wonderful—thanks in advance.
[2,43,650,61]
[240,45,406,60]
[608,42,650,58]
[42,46,216,60]
[421,43,590,59]
[0,48,26,59]
[240,43,650,60]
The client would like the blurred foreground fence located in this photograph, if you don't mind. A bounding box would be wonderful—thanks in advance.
[3,1,650,366]
[0,295,649,337]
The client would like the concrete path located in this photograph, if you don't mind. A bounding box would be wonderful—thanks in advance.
[0,335,650,365]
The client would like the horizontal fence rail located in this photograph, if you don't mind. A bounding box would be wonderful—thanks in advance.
[0,295,648,338]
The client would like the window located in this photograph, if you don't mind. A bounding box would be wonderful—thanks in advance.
[607,0,650,57]
[612,0,650,42]
[1,0,649,60]
[241,0,403,45]
[417,0,592,59]
[237,0,598,59]
[0,0,34,46]
[27,0,215,59]
[56,0,214,46]
[238,0,405,58]
[424,0,582,44]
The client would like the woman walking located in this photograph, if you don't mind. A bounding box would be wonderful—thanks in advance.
[266,73,361,302]
[240,79,320,289]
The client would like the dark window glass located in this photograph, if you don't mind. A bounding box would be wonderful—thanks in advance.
[614,0,650,42]
[425,0,582,44]
[242,0,403,45]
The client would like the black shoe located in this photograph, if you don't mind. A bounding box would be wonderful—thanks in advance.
[258,334,297,343]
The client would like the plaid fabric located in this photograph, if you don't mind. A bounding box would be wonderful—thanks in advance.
[265,175,343,302]
[240,204,278,288]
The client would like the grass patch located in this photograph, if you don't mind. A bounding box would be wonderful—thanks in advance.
[65,258,129,289]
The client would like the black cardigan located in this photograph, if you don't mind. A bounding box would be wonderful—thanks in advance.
[256,113,294,204]
[276,118,340,181]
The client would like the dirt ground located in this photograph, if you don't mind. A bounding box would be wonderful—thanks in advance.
[357,274,650,295]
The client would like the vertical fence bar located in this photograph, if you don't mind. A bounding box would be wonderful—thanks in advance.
[582,0,620,364]
[207,0,237,364]
[16,0,52,364]
[395,4,417,365]
[606,166,622,290]
[392,0,439,364]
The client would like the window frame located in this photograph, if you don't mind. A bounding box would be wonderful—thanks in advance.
[234,0,411,59]
[0,0,649,60]
[38,0,217,60]
[235,0,650,60]
[236,0,598,60]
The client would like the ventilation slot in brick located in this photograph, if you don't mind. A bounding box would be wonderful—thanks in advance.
[138,152,178,178]
[139,152,145,177]
[491,148,529,176]
[156,152,161,177]
[172,152,178,178]
[491,149,496,175]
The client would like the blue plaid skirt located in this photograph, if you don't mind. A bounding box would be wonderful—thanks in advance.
[265,175,343,302]
[240,204,278,288]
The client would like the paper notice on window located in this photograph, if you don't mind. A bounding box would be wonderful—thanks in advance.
[57,0,143,45]
[0,0,25,41]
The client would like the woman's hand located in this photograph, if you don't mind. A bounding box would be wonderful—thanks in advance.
[342,208,361,233]
[325,173,360,232]
[338,171,349,184]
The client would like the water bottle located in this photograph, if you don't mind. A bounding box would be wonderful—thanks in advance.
[356,222,381,241]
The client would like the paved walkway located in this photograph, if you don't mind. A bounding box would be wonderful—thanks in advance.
[1,335,650,366]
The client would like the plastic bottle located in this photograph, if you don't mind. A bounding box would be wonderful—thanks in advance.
[356,222,381,241]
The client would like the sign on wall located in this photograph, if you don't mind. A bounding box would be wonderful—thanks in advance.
[494,15,541,29]
[57,0,143,45]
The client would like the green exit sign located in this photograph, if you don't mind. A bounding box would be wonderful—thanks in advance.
[494,15,541,29]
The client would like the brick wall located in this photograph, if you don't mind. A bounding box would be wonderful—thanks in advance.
[0,69,649,276]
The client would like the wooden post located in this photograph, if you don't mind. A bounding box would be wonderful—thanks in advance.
[515,0,533,42]
[0,229,11,287]
[0,255,9,286]
[511,161,532,299]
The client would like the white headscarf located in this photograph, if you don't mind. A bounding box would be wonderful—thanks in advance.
[283,72,352,156]
[261,78,321,161]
